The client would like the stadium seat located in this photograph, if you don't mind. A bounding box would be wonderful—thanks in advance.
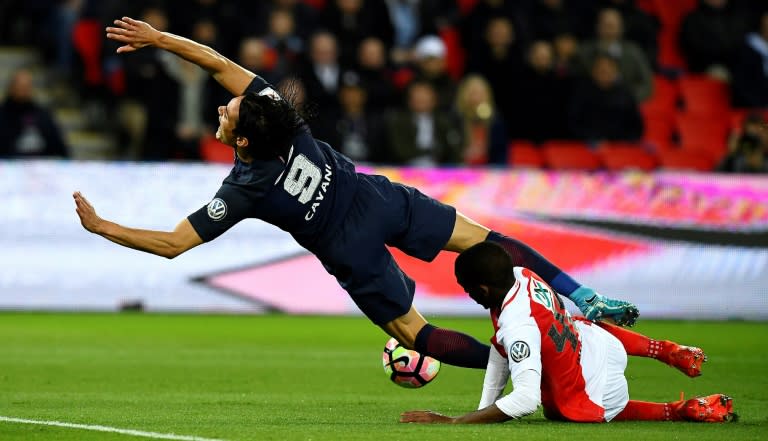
[730,109,768,130]
[640,75,679,115]
[302,0,326,9]
[657,149,716,172]
[457,0,479,15]
[678,75,731,116]
[653,0,697,70]
[440,27,465,80]
[72,19,104,87]
[541,141,602,170]
[642,112,676,152]
[508,140,544,168]
[653,0,698,28]
[676,113,729,160]
[596,142,659,171]
[635,0,657,15]
[200,135,235,164]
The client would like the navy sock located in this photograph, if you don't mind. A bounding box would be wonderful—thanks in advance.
[414,324,490,369]
[486,230,580,297]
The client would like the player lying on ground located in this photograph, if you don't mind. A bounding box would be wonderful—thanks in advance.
[401,241,735,424]
[74,16,636,371]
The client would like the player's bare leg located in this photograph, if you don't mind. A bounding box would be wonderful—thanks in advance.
[595,321,706,377]
[381,305,490,369]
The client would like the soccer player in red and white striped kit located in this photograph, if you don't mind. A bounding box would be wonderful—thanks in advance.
[401,242,735,424]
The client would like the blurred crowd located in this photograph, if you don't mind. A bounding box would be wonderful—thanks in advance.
[0,0,767,173]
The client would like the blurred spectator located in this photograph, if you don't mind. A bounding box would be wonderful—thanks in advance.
[528,0,592,41]
[238,37,280,85]
[553,32,580,76]
[516,41,571,142]
[0,68,69,158]
[718,112,768,173]
[298,31,342,112]
[325,70,387,162]
[731,11,768,108]
[577,8,653,102]
[411,35,457,111]
[299,31,343,144]
[465,16,525,136]
[355,37,399,112]
[454,75,508,165]
[263,8,304,79]
[320,0,394,66]
[595,0,659,66]
[121,7,180,160]
[156,52,207,160]
[458,0,523,60]
[168,0,240,55]
[384,80,462,165]
[51,0,84,79]
[568,54,643,142]
[384,0,422,63]
[257,0,319,41]
[679,0,749,78]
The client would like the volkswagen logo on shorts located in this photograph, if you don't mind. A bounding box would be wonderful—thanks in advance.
[207,198,227,221]
[509,341,530,362]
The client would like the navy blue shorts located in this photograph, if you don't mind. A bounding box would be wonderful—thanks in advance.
[315,174,456,325]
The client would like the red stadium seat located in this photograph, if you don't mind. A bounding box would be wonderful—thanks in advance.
[440,27,465,80]
[457,0,479,15]
[640,75,679,115]
[730,109,768,130]
[635,0,658,15]
[541,141,602,171]
[508,140,544,168]
[653,0,698,28]
[302,0,326,9]
[596,142,659,171]
[657,149,716,172]
[657,27,687,70]
[678,75,731,116]
[72,19,103,86]
[642,112,676,152]
[676,113,729,160]
[200,135,235,164]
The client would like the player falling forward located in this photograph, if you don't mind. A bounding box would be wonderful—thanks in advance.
[401,242,734,424]
[74,16,637,371]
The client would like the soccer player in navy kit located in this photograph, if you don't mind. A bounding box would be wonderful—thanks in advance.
[73,16,637,370]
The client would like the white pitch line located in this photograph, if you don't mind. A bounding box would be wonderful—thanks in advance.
[0,416,229,441]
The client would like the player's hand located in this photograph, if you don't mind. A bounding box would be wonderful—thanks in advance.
[399,410,455,424]
[106,17,162,54]
[73,191,104,234]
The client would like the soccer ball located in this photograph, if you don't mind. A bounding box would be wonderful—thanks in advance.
[381,337,441,388]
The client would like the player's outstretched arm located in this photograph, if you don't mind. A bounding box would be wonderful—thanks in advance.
[400,405,510,424]
[105,16,255,96]
[73,191,203,259]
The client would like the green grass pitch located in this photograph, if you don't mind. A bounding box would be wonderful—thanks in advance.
[0,313,765,440]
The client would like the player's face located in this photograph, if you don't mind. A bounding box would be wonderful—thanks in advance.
[460,282,492,310]
[216,96,243,146]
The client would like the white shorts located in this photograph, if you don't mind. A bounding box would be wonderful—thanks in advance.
[575,320,629,421]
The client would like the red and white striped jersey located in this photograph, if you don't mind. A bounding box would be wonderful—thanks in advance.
[489,267,605,422]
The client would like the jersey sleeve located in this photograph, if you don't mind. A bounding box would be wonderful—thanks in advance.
[243,76,270,95]
[493,318,543,419]
[478,344,510,410]
[187,184,253,242]
[497,318,542,380]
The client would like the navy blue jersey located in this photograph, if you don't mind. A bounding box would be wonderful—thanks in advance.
[188,76,359,252]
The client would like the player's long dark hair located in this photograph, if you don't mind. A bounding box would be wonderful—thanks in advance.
[234,77,317,161]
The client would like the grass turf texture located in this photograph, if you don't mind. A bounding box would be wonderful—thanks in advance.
[0,313,765,441]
